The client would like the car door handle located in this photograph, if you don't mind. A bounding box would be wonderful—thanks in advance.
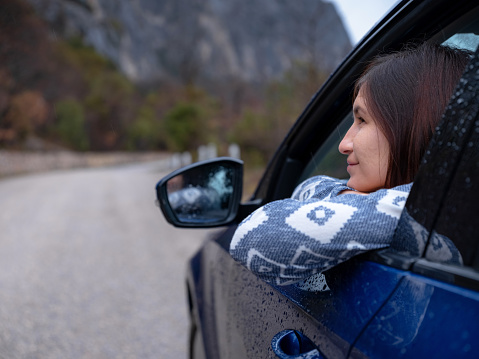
[271,329,324,358]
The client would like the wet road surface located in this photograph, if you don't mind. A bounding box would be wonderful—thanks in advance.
[0,161,216,358]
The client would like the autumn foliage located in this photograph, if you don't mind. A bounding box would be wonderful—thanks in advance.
[0,0,327,168]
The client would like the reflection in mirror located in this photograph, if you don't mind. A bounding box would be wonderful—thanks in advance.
[166,164,234,224]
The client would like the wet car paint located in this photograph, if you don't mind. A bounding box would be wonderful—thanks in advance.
[353,274,479,358]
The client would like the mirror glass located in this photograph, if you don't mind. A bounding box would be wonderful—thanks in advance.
[166,163,235,224]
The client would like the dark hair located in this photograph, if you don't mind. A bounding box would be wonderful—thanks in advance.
[355,42,471,188]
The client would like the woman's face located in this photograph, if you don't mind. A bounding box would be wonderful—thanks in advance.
[338,89,390,192]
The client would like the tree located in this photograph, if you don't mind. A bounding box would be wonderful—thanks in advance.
[53,99,89,150]
[163,103,205,152]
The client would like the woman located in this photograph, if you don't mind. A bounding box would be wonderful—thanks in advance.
[229,43,471,286]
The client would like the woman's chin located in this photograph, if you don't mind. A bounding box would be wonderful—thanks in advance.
[347,179,372,193]
[346,178,358,191]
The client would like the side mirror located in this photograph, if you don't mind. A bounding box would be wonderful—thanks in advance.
[156,157,243,228]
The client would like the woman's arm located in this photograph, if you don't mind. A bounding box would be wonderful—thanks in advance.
[229,177,411,285]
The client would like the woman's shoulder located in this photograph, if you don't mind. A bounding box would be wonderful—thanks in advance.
[368,182,413,199]
[389,182,413,193]
[354,182,413,219]
[292,175,350,201]
[292,175,413,205]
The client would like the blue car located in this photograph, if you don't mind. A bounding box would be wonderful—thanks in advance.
[156,0,479,357]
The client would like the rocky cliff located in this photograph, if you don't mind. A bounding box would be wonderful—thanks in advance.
[27,0,351,87]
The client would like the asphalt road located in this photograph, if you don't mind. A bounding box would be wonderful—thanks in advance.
[0,160,217,358]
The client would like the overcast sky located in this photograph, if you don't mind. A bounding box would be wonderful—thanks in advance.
[328,0,399,44]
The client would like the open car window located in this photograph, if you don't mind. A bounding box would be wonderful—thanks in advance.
[298,5,479,192]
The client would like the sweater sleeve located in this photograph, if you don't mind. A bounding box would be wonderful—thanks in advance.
[229,175,412,285]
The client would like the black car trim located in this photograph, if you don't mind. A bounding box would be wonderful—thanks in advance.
[253,142,288,202]
[368,249,479,292]
[271,157,304,200]
[367,249,417,271]
[412,259,479,292]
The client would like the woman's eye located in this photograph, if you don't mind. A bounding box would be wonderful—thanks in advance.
[356,117,365,124]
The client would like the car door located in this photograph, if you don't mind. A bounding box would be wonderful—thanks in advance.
[351,38,479,359]
[191,226,408,358]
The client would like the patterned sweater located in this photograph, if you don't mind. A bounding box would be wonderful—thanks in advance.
[230,175,412,285]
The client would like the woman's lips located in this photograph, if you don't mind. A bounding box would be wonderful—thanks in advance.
[347,162,358,172]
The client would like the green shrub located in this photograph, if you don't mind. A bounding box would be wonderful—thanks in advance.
[163,102,206,152]
[53,99,89,150]
[127,104,161,150]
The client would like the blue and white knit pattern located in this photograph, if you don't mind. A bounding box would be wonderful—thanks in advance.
[230,175,412,285]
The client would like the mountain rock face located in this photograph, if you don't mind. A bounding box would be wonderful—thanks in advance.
[27,0,352,87]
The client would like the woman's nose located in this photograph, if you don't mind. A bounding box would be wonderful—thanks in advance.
[338,127,354,154]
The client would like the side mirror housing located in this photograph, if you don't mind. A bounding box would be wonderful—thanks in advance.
[156,157,243,228]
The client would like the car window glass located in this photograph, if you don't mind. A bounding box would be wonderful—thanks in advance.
[429,120,479,268]
[443,33,479,52]
[422,48,479,269]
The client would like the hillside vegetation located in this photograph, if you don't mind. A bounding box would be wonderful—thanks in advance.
[1,0,344,169]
